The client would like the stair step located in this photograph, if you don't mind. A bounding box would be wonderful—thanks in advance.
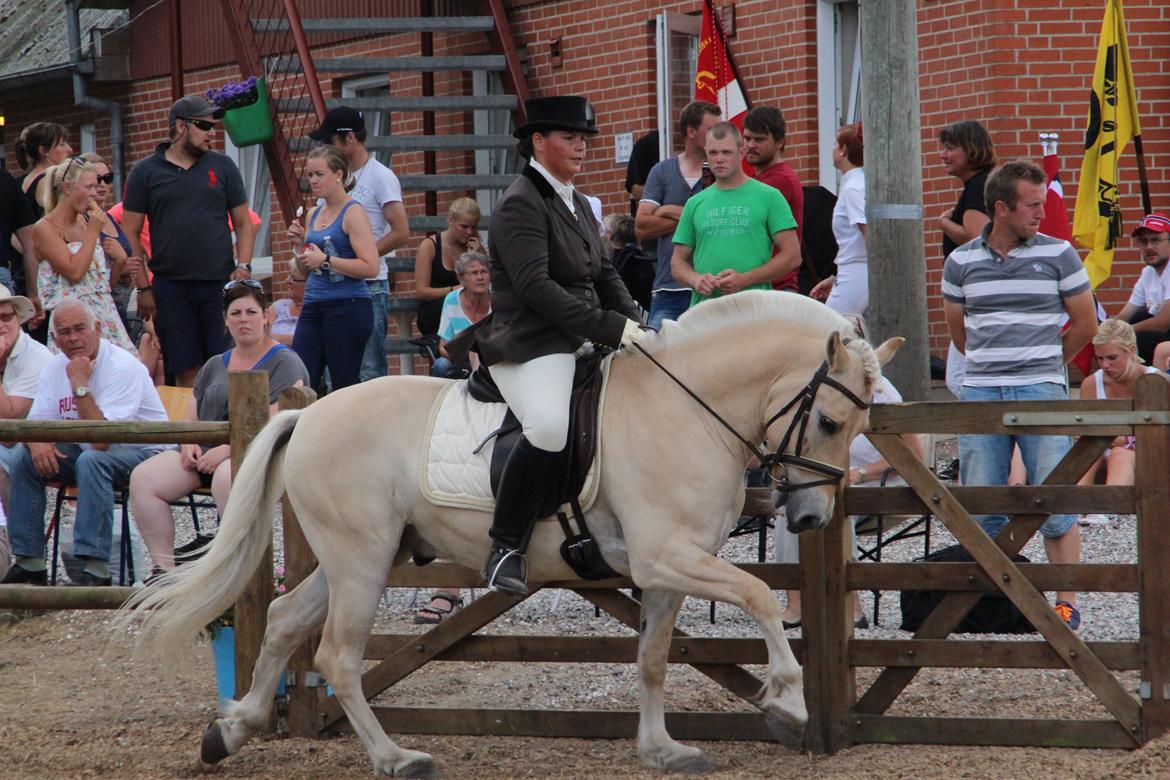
[384,339,422,355]
[289,135,516,152]
[273,55,505,73]
[253,16,496,34]
[409,216,491,233]
[276,95,519,113]
[386,298,420,313]
[387,257,416,273]
[398,174,516,191]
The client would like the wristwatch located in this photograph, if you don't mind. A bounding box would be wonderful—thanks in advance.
[856,467,868,484]
[236,262,252,273]
[73,386,90,398]
[320,255,332,272]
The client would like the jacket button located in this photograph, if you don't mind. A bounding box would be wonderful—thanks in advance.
[585,289,593,297]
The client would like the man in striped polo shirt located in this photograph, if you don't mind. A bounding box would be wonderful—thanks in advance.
[942,161,1096,630]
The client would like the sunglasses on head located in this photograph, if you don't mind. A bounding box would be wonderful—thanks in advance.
[182,117,216,132]
[223,279,263,292]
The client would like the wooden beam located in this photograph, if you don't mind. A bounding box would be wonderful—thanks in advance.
[0,585,135,610]
[868,399,1131,434]
[229,372,273,719]
[848,562,1138,593]
[1135,374,1170,742]
[366,707,775,741]
[382,561,802,590]
[852,715,1135,748]
[845,484,1136,516]
[851,639,1140,670]
[0,420,227,445]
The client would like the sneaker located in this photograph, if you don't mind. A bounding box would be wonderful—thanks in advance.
[174,533,216,563]
[1078,514,1110,527]
[0,564,48,586]
[142,566,170,587]
[66,570,112,587]
[1055,600,1081,631]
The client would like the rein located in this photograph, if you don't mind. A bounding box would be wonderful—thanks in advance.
[631,341,869,498]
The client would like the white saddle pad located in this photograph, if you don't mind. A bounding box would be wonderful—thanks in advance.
[420,360,611,512]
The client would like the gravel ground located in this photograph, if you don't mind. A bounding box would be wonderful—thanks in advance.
[14,438,1159,778]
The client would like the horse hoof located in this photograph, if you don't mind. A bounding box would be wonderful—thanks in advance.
[765,712,805,752]
[663,753,713,775]
[200,719,231,766]
[395,756,438,778]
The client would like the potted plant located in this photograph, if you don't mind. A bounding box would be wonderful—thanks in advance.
[206,75,273,147]
[207,566,288,702]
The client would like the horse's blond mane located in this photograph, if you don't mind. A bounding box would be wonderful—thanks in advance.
[638,290,881,383]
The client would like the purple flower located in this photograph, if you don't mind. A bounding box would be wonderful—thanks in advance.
[206,76,261,110]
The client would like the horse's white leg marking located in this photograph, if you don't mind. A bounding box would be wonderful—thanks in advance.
[636,590,712,773]
[314,542,433,777]
[210,568,329,758]
[632,544,807,748]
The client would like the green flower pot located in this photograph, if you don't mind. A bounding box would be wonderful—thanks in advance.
[222,77,273,147]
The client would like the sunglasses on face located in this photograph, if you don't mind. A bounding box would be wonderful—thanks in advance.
[223,279,263,293]
[95,173,114,185]
[183,117,216,132]
[0,310,18,323]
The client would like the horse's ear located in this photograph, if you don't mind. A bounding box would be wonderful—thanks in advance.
[827,331,851,372]
[874,337,905,367]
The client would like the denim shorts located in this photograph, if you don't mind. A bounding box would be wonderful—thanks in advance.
[958,382,1077,539]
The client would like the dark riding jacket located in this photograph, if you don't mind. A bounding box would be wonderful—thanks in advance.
[468,165,639,366]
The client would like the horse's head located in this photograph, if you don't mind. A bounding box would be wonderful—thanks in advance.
[765,330,903,533]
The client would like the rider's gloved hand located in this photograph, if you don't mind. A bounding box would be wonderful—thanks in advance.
[620,319,646,349]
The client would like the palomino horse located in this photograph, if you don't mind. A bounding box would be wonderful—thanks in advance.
[126,291,900,776]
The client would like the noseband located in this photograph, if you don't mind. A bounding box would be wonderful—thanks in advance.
[631,343,869,500]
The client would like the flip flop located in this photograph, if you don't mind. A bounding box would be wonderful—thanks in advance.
[413,592,463,625]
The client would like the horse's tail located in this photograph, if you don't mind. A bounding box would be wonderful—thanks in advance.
[121,409,303,659]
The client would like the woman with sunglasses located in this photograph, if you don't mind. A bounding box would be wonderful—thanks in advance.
[29,157,136,354]
[287,146,379,391]
[79,152,138,329]
[129,280,309,579]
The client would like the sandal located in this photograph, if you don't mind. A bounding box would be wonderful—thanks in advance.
[413,592,463,624]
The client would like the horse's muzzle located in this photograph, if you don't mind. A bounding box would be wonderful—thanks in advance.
[786,514,824,534]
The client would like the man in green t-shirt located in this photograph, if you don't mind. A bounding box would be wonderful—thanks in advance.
[670,122,800,307]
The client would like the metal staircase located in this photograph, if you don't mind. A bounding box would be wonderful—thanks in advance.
[219,0,529,370]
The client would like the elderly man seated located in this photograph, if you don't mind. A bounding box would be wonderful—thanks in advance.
[0,285,52,579]
[0,299,166,586]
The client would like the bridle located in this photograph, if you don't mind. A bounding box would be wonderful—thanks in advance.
[631,342,870,501]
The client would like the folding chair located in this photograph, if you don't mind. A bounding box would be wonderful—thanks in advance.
[154,386,214,538]
[44,483,135,585]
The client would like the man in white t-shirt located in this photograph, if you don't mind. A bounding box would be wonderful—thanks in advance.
[1117,212,1170,364]
[1,300,167,587]
[309,107,410,380]
[0,285,52,579]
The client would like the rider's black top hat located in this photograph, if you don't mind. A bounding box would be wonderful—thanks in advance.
[513,96,600,139]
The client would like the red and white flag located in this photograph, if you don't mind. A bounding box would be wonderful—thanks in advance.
[694,0,750,128]
[1039,135,1073,242]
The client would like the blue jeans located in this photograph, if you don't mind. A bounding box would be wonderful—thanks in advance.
[7,443,156,562]
[359,279,390,382]
[958,383,1076,538]
[293,297,374,391]
[647,289,691,330]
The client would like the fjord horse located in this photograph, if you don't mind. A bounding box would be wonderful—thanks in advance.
[126,291,900,775]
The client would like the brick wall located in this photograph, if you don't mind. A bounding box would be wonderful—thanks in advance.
[3,0,1167,367]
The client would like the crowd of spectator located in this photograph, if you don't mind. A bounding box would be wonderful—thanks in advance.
[0,92,1163,635]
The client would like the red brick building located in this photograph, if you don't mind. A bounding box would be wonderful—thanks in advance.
[1,0,1166,361]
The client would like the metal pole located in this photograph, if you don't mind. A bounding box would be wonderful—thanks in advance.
[859,0,930,401]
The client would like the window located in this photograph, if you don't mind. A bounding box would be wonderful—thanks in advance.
[79,122,96,153]
[655,12,701,160]
[222,134,272,270]
[342,76,391,167]
[816,0,861,190]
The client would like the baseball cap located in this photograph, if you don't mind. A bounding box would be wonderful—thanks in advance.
[168,95,225,125]
[308,107,365,141]
[1132,213,1170,236]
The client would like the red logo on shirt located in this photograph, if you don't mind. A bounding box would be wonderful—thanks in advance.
[208,169,218,188]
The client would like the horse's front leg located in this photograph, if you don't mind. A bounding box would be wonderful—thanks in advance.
[632,544,806,750]
[636,590,712,773]
[201,567,329,768]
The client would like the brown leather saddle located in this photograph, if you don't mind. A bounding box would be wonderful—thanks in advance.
[466,351,618,580]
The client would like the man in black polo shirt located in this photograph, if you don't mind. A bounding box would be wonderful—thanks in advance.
[121,95,253,386]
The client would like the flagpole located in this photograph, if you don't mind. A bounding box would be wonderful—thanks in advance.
[707,0,752,111]
[1134,135,1152,215]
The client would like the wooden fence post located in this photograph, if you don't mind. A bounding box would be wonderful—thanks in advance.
[822,484,856,752]
[277,386,320,737]
[1135,374,1170,742]
[798,517,828,752]
[228,371,272,715]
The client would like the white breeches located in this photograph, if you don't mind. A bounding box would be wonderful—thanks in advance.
[825,262,869,316]
[490,352,576,452]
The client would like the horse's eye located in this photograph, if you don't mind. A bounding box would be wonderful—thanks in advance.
[819,415,841,434]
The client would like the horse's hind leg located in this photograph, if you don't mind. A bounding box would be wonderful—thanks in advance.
[636,590,712,774]
[200,567,330,768]
[315,562,434,777]
[633,545,806,750]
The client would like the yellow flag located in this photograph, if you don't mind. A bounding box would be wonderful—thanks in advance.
[1073,0,1142,289]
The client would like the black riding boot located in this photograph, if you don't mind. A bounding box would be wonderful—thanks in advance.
[483,436,562,595]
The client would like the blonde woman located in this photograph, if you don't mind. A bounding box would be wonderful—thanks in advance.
[413,197,482,335]
[1077,319,1164,525]
[30,157,136,354]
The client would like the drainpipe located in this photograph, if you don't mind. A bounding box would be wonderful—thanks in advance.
[65,0,125,197]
